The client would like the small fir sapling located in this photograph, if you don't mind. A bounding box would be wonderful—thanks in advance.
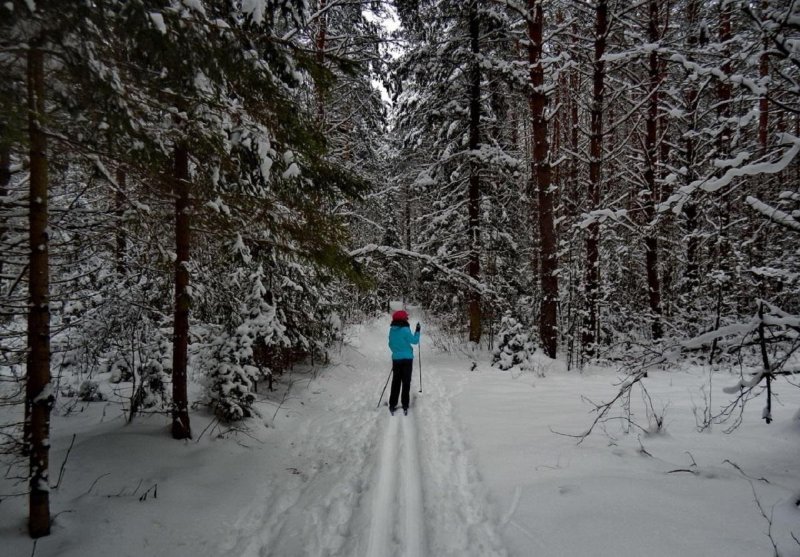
[200,265,288,421]
[492,312,536,371]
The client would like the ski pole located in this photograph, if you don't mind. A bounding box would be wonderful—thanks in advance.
[376,367,393,408]
[418,342,423,393]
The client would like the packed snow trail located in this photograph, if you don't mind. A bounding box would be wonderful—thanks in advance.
[220,320,507,557]
[365,410,427,557]
[365,415,400,556]
[402,413,426,557]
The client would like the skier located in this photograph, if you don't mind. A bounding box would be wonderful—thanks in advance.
[387,309,421,415]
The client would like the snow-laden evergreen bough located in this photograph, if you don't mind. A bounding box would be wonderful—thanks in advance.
[1,0,372,537]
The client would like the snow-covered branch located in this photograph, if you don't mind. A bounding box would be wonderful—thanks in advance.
[745,196,800,233]
[661,134,800,213]
[349,244,489,294]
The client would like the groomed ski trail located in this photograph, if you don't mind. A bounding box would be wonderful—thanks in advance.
[402,412,426,557]
[365,411,426,557]
[414,357,508,557]
[220,321,508,557]
[365,415,400,556]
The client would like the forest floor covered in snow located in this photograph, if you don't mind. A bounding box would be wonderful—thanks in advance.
[2,316,799,557]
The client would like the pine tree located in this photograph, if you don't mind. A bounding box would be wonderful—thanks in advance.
[583,0,609,357]
[527,0,559,358]
[25,43,52,540]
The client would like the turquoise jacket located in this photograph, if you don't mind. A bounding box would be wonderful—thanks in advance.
[388,325,420,360]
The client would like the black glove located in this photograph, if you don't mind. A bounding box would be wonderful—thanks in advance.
[415,323,421,333]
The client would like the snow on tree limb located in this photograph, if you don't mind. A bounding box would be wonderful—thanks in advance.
[667,53,767,96]
[349,244,489,294]
[681,318,760,350]
[661,133,800,213]
[723,371,765,394]
[745,196,800,233]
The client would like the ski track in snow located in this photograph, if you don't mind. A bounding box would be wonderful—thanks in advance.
[365,415,400,557]
[401,413,426,557]
[221,323,507,557]
[416,361,508,557]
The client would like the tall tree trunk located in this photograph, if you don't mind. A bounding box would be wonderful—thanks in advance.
[752,3,770,296]
[315,0,327,125]
[569,19,580,214]
[683,0,701,289]
[404,183,412,304]
[552,10,564,205]
[0,135,9,285]
[171,144,191,440]
[758,36,769,152]
[683,87,699,286]
[583,0,608,356]
[709,1,732,361]
[26,46,52,539]
[643,0,663,340]
[404,182,411,253]
[716,1,733,271]
[467,1,482,344]
[528,0,558,358]
[115,167,126,274]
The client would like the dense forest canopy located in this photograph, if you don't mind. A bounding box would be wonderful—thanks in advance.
[1,0,798,539]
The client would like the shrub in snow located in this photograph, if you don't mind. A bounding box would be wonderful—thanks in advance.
[492,313,536,371]
[78,380,105,402]
[108,363,133,384]
[131,357,170,413]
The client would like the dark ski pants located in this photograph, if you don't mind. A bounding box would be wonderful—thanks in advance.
[389,358,413,411]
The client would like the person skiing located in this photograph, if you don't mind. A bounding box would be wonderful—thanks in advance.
[387,309,421,415]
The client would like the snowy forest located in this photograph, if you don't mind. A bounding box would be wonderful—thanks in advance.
[2,0,800,555]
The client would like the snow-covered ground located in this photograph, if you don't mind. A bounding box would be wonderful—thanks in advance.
[2,317,799,556]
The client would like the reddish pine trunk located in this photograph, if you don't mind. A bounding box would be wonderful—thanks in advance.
[583,0,608,356]
[552,10,564,201]
[758,25,769,151]
[468,1,482,344]
[643,0,663,340]
[315,0,327,124]
[683,0,700,287]
[171,144,191,439]
[528,0,558,358]
[569,19,580,202]
[26,46,52,539]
